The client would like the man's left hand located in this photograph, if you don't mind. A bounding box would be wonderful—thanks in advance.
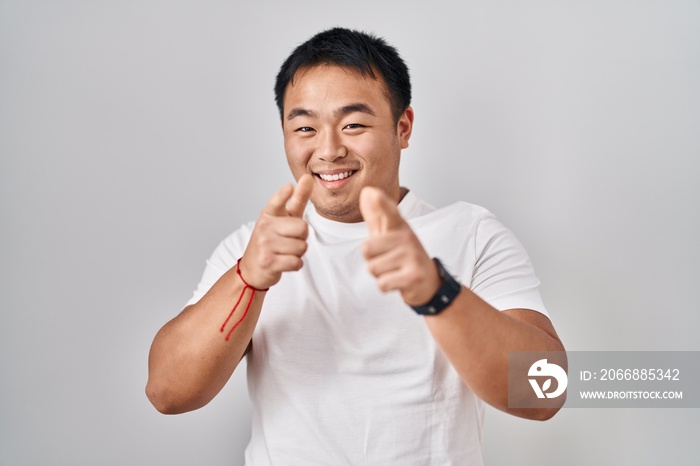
[359,187,441,307]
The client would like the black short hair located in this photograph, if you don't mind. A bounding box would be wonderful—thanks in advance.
[274,28,411,123]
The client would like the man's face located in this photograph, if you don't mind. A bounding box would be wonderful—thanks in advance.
[282,65,413,223]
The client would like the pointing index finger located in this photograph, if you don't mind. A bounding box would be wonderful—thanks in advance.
[263,183,295,217]
[286,174,314,218]
[360,187,405,235]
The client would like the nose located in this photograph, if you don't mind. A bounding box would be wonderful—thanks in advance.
[316,130,347,163]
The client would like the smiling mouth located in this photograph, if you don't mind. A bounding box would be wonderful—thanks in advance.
[316,170,356,182]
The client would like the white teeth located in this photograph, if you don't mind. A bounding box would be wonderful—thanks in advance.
[318,171,354,181]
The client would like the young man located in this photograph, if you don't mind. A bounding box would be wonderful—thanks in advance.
[147,28,564,465]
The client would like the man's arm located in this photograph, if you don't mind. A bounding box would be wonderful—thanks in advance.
[423,297,564,420]
[359,187,564,420]
[146,269,265,414]
[146,176,313,414]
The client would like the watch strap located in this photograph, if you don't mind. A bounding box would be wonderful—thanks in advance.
[410,258,462,316]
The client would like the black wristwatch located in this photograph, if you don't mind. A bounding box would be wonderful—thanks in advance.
[410,258,462,316]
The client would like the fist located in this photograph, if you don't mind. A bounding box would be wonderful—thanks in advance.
[239,175,314,289]
[359,187,441,306]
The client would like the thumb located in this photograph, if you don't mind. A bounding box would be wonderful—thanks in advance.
[285,174,314,218]
[263,183,295,217]
[359,187,405,235]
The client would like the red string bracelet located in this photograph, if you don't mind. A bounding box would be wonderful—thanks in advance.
[220,258,269,341]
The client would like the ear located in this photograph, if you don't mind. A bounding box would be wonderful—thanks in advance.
[397,106,414,149]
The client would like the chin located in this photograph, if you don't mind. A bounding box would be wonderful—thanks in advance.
[311,198,361,222]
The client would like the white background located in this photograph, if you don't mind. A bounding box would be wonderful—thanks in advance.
[1,1,699,464]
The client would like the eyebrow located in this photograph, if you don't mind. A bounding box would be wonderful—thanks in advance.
[334,103,376,118]
[286,103,376,121]
[286,108,317,120]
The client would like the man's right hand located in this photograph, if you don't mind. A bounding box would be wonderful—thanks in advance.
[239,174,314,289]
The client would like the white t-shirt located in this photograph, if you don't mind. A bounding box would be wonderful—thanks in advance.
[187,191,548,466]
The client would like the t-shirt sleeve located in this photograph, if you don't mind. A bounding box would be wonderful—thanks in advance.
[469,213,548,316]
[184,222,255,308]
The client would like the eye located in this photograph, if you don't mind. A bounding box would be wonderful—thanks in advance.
[295,126,315,133]
[344,123,365,130]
